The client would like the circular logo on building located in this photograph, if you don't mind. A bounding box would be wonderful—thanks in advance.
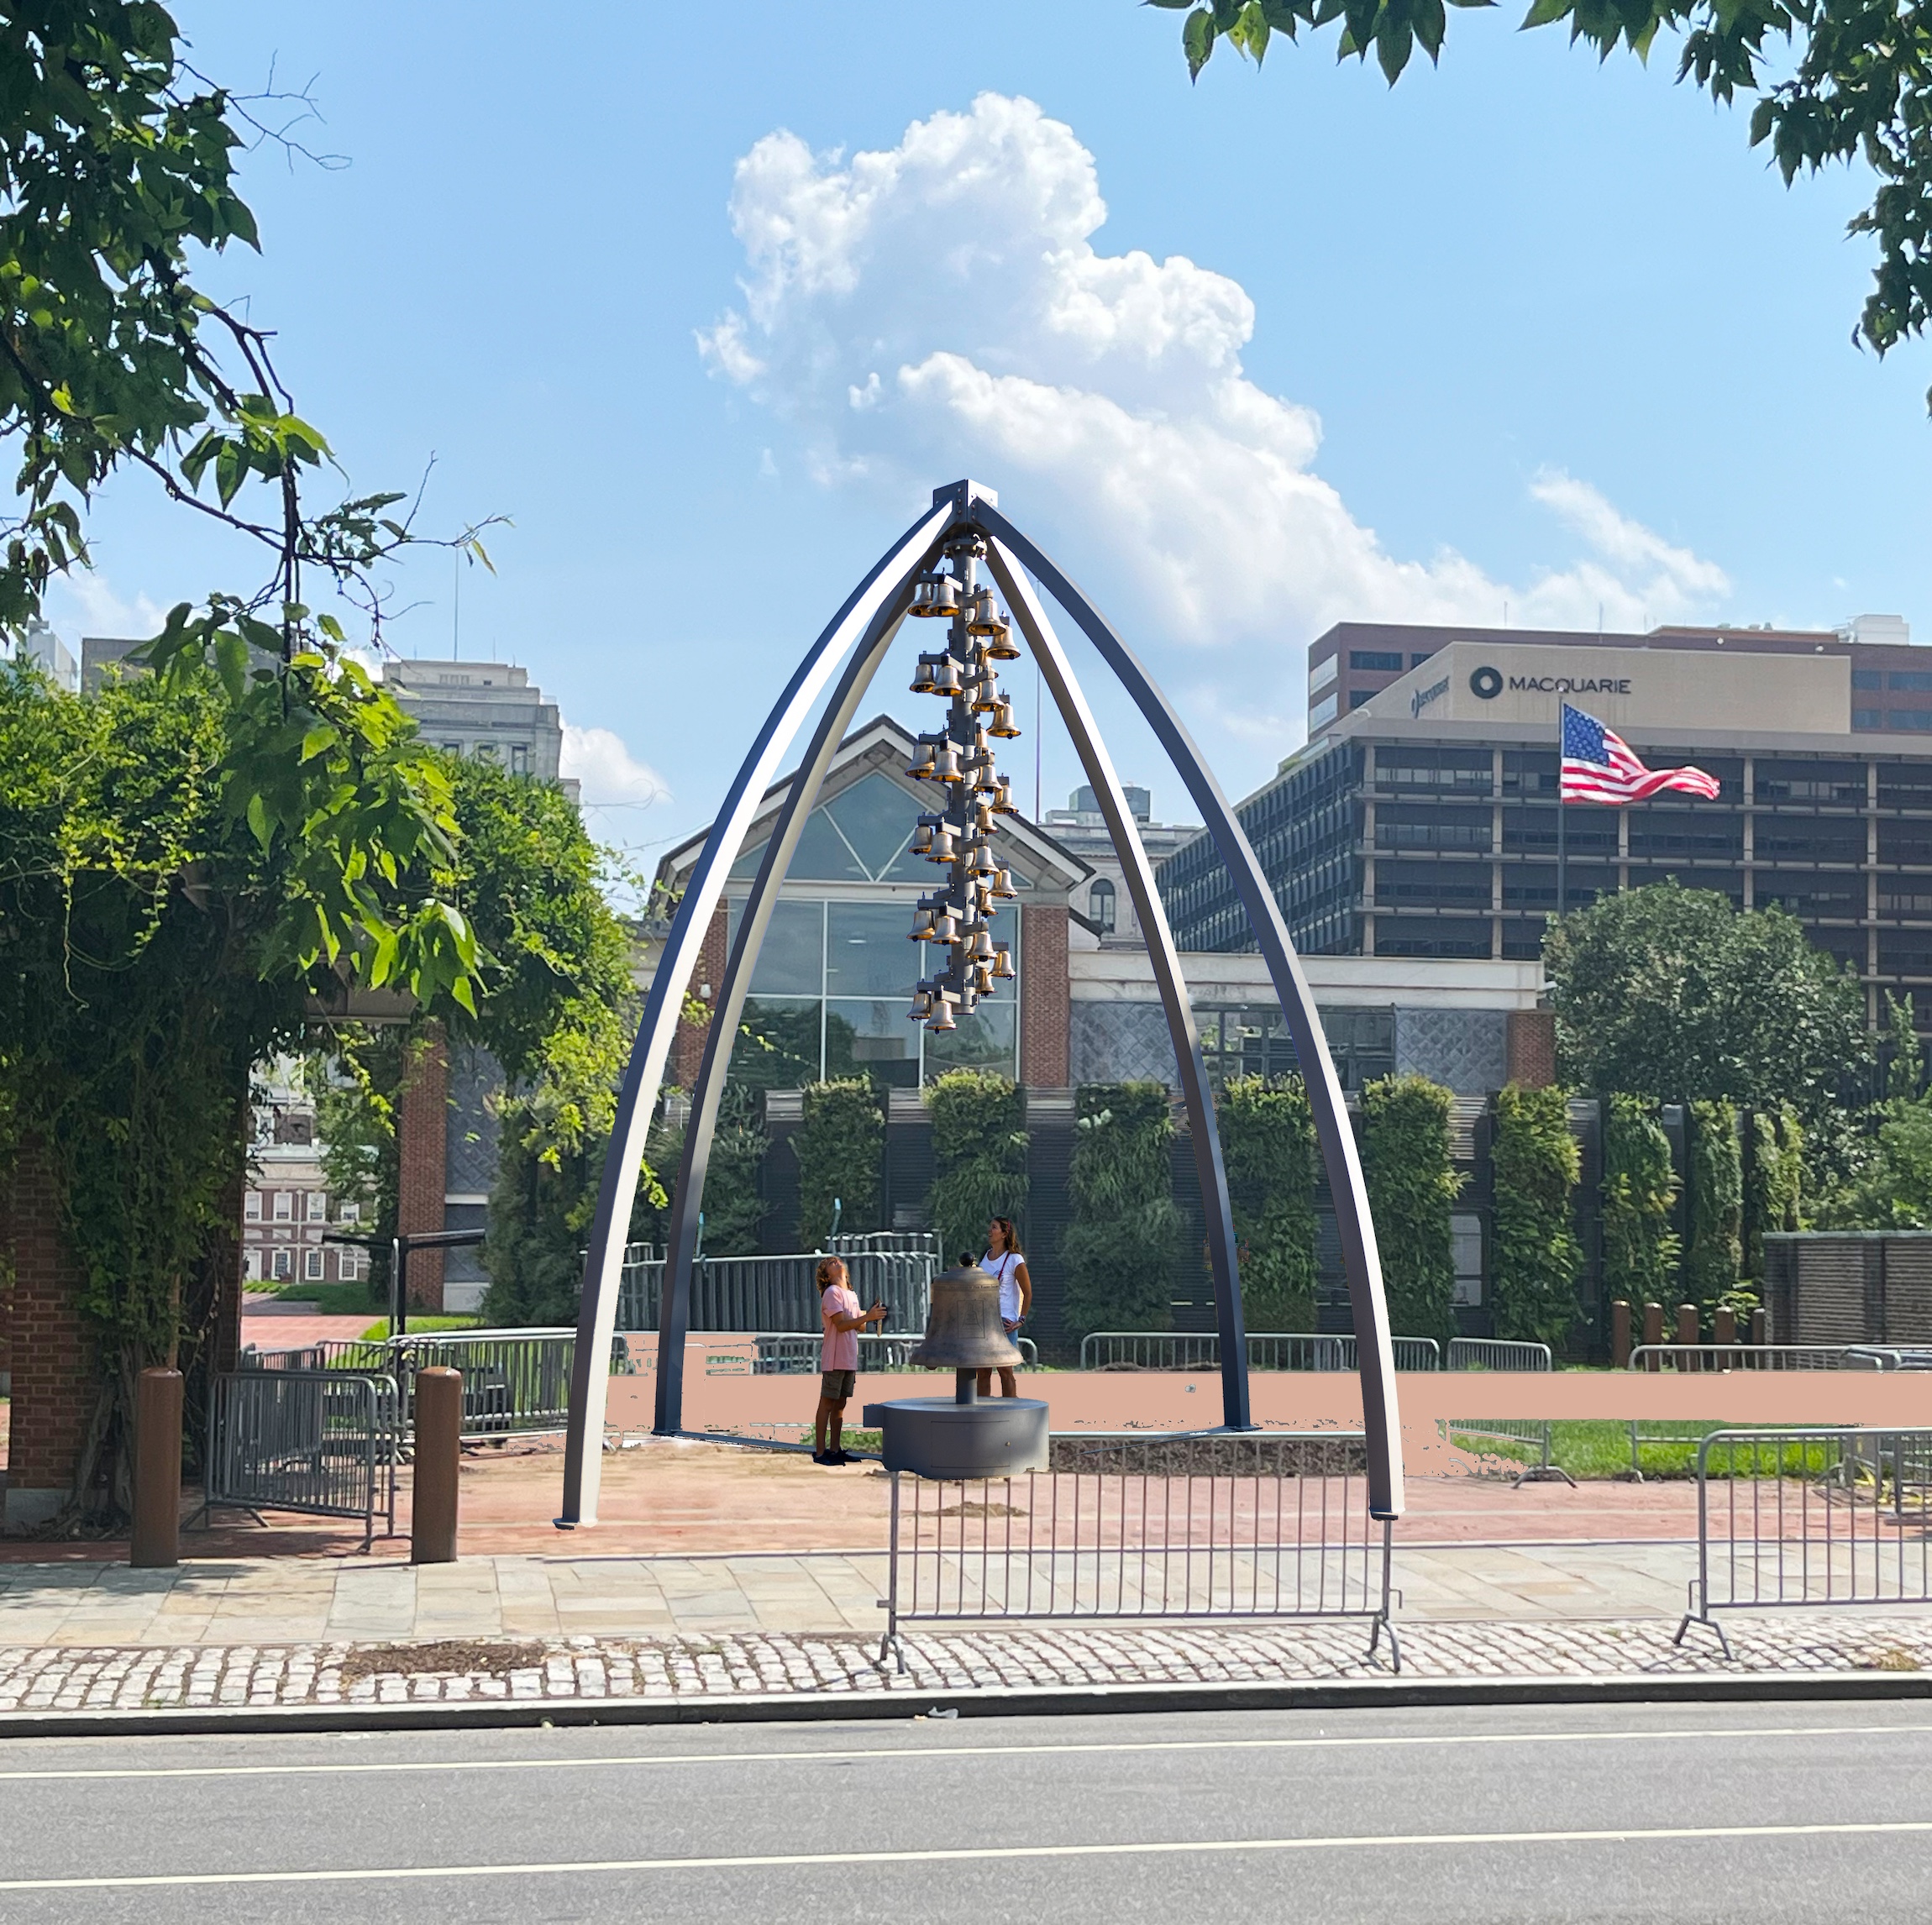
[1469,665,1503,700]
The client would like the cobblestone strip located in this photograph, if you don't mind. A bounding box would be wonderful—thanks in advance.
[3,1614,1931,1713]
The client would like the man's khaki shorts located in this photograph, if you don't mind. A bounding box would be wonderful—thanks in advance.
[820,1369,856,1402]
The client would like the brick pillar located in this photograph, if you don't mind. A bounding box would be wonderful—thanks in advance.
[1506,1010,1557,1088]
[2,1145,95,1527]
[396,1025,449,1312]
[1020,904,1070,1088]
[672,902,729,1090]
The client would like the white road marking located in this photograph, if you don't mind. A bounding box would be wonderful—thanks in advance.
[2,1720,1928,1782]
[8,1819,1932,1890]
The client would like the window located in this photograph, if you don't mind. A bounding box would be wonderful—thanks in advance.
[439,741,462,755]
[339,1250,364,1282]
[1089,878,1116,931]
[304,1248,325,1281]
[1892,711,1932,732]
[1347,690,1377,711]
[1891,672,1932,691]
[339,1199,360,1225]
[1350,650,1404,672]
[1853,669,1883,691]
[1309,690,1338,731]
[1307,652,1338,694]
[271,1191,292,1222]
[510,742,529,774]
[244,1192,263,1223]
[474,741,499,759]
[242,1250,260,1282]
[1410,653,1434,668]
[1856,709,1884,729]
[305,1192,326,1223]
[271,1249,291,1280]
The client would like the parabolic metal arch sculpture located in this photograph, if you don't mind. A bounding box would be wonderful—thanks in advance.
[558,480,1404,1527]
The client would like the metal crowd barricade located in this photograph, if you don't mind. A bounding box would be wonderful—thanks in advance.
[1446,1338,1552,1372]
[1441,1418,1576,1487]
[197,1370,398,1550]
[1677,1426,1932,1657]
[617,1250,935,1335]
[747,1332,1038,1374]
[1626,1342,1922,1372]
[879,1431,1396,1674]
[1078,1331,1440,1372]
[243,1329,629,1443]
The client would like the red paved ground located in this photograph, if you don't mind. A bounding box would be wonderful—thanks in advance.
[239,1312,381,1351]
[0,1433,1710,1564]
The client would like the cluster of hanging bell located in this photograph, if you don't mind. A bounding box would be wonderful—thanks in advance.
[904,537,1020,1035]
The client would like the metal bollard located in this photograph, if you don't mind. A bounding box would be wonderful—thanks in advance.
[412,1366,462,1565]
[1677,1303,1701,1372]
[1611,1300,1632,1370]
[130,1367,183,1570]
[1642,1302,1663,1371]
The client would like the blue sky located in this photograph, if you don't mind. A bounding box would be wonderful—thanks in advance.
[48,1,1932,862]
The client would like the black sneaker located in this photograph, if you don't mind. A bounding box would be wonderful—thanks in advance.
[827,1448,853,1465]
[811,1449,836,1465]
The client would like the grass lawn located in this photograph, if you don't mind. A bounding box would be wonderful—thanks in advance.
[1448,1419,1841,1480]
[358,1316,486,1341]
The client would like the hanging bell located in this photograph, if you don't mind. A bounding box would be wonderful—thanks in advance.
[910,815,936,857]
[969,962,995,997]
[964,589,1002,637]
[966,925,996,963]
[991,946,1015,981]
[908,989,932,1021]
[990,868,1016,901]
[966,838,998,879]
[990,700,1021,739]
[984,618,1020,662]
[910,653,941,695]
[972,759,1002,798]
[909,906,934,942]
[991,775,1018,816]
[932,655,963,697]
[907,737,939,781]
[931,742,962,784]
[909,575,940,618]
[927,999,958,1034]
[974,800,997,835]
[927,823,958,865]
[932,574,961,618]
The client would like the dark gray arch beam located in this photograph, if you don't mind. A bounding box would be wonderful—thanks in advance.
[975,501,1404,1520]
[983,541,1252,1433]
[557,494,961,1526]
[651,583,928,1436]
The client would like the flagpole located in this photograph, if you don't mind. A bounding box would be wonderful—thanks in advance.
[1557,717,1567,920]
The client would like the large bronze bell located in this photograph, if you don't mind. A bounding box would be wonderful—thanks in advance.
[911,1261,1021,1373]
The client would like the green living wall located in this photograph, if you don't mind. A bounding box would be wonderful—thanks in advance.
[793,1078,884,1246]
[1489,1083,1582,1352]
[1217,1075,1318,1331]
[1361,1074,1462,1351]
[1600,1094,1681,1311]
[926,1070,1029,1264]
[1061,1081,1179,1336]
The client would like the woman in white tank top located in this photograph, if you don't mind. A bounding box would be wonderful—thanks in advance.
[974,1216,1032,1400]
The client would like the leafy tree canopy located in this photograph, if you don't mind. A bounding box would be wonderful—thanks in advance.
[1544,881,1869,1118]
[1160,0,1932,404]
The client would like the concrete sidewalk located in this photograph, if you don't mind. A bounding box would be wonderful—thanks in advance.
[0,1539,1709,1646]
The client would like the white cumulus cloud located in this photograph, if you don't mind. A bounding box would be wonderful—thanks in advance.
[700,93,1730,694]
[561,724,670,810]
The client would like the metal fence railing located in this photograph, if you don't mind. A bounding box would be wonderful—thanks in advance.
[879,1431,1396,1674]
[196,1370,398,1550]
[1626,1343,1932,1372]
[828,1230,943,1261]
[724,1332,1040,1376]
[240,1329,631,1442]
[1077,1332,1441,1373]
[1677,1426,1932,1656]
[617,1251,935,1335]
[1440,1418,1577,1487]
[1446,1338,1552,1372]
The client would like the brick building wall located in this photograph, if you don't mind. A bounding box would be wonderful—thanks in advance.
[1020,904,1070,1088]
[396,1025,449,1311]
[1506,1010,1558,1088]
[1,1145,94,1525]
[672,904,730,1089]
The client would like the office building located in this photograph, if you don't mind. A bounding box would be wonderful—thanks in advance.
[1042,784,1201,948]
[384,658,573,793]
[1163,623,1932,1026]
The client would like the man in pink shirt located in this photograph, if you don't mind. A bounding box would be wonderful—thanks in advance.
[814,1256,886,1466]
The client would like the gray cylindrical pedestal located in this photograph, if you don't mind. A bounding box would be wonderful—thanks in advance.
[860,1397,1048,1480]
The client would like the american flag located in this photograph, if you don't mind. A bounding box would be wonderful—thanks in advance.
[1560,703,1719,805]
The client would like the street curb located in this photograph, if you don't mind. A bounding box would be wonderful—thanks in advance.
[4,1667,1931,1739]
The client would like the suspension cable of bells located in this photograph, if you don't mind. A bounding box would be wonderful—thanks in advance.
[905,538,1021,1034]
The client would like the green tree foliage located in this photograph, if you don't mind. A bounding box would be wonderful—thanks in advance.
[1886,989,1924,1101]
[0,7,503,1513]
[1158,0,1932,408]
[794,1078,884,1246]
[1742,1104,1804,1280]
[1601,1094,1681,1309]
[926,1070,1028,1262]
[1217,1075,1318,1330]
[1062,1082,1181,1335]
[1361,1073,1462,1349]
[1545,884,1868,1124]
[1490,1083,1583,1351]
[1684,1098,1745,1314]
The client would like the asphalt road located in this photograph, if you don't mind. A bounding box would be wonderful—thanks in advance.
[3,1702,1931,1923]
